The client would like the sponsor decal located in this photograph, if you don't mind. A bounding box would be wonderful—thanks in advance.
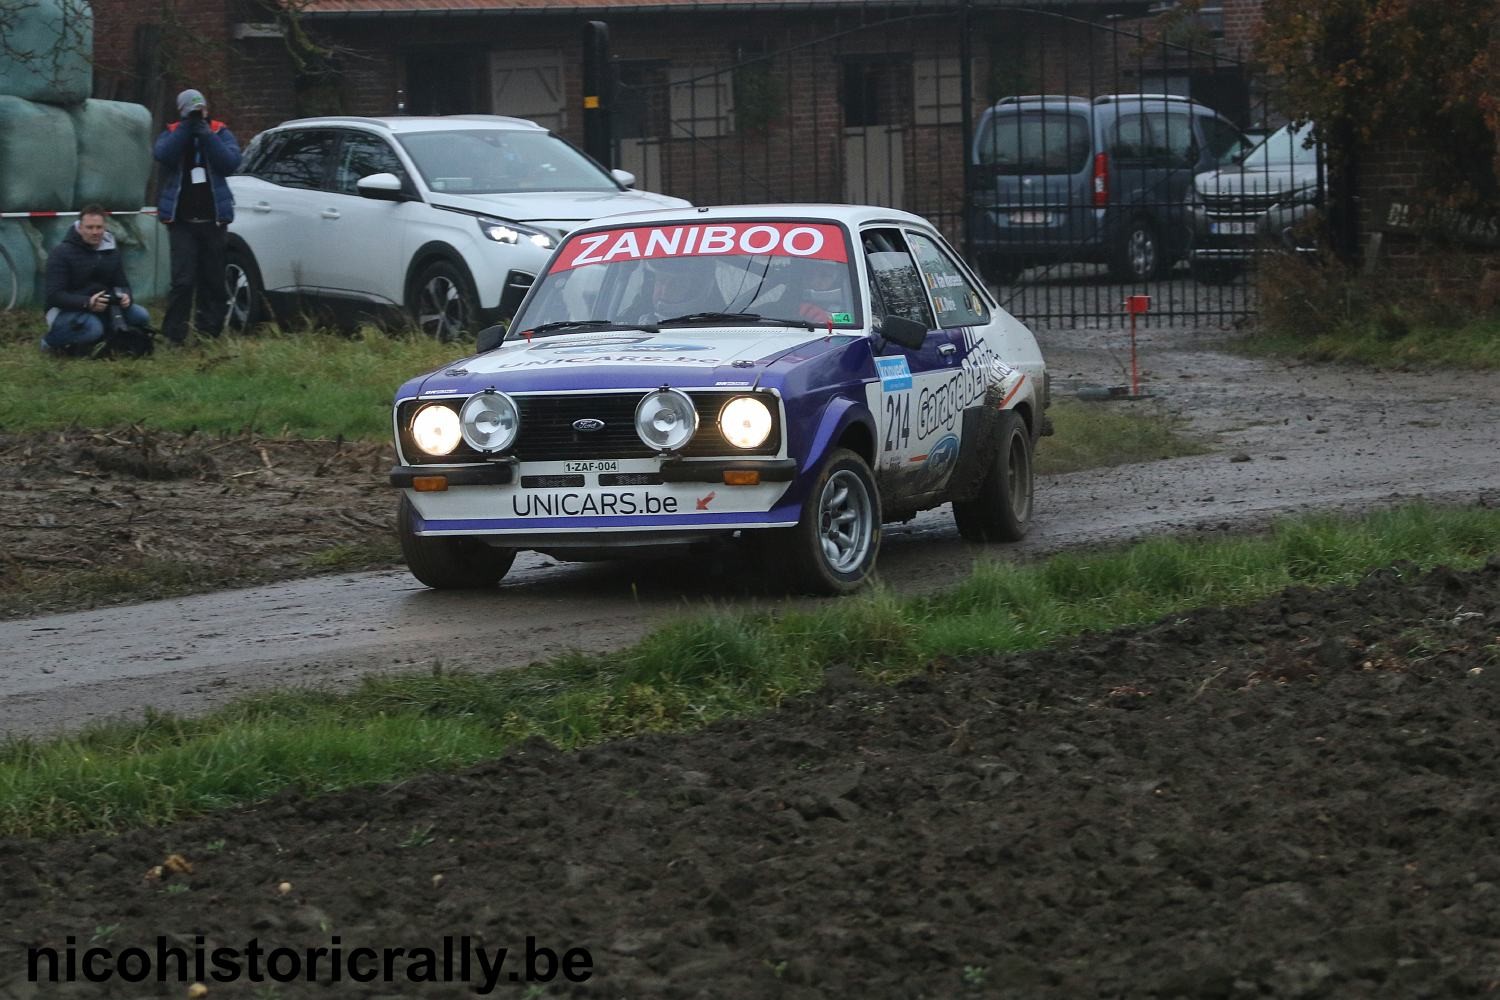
[876,356,913,391]
[924,433,959,480]
[552,222,849,271]
[696,490,717,511]
[830,311,853,324]
[512,491,680,517]
[530,337,712,354]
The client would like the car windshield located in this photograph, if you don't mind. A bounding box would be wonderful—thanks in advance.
[513,221,861,335]
[1240,123,1319,168]
[396,129,619,194]
[975,111,1091,174]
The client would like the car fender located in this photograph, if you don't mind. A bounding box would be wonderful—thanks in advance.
[801,394,878,474]
[948,363,1031,503]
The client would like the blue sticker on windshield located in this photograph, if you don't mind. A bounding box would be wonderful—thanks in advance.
[877,356,913,391]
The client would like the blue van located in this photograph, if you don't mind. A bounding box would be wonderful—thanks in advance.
[968,94,1251,283]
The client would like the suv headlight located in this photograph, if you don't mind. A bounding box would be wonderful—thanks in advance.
[411,403,462,456]
[718,396,773,449]
[636,388,698,452]
[477,217,555,249]
[460,390,520,453]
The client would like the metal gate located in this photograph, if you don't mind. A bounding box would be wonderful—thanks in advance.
[604,3,1332,330]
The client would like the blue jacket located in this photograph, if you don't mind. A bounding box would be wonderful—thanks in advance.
[153,118,242,224]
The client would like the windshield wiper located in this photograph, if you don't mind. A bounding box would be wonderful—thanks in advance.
[522,319,658,336]
[656,311,817,330]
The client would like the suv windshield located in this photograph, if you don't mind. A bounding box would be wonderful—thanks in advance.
[1241,123,1319,168]
[515,221,860,334]
[975,111,1091,174]
[396,129,619,194]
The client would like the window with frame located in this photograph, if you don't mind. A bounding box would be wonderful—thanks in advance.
[905,231,989,328]
[333,133,406,195]
[261,129,336,190]
[862,228,934,330]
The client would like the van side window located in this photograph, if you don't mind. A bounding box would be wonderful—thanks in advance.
[1114,111,1195,166]
[905,231,990,328]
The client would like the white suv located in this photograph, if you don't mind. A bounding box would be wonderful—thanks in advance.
[225,115,691,339]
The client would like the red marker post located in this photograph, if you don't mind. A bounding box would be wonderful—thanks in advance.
[1124,294,1151,397]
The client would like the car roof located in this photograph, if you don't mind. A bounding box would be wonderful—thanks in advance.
[565,203,938,232]
[984,93,1212,115]
[265,114,548,134]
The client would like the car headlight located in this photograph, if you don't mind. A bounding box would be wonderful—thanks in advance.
[477,217,555,249]
[635,388,698,452]
[460,390,519,453]
[411,403,461,456]
[718,396,773,450]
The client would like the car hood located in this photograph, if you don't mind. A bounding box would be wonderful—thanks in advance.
[1194,162,1321,199]
[413,328,853,396]
[426,189,692,234]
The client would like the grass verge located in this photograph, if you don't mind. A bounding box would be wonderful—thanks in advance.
[1037,396,1207,474]
[2,502,1497,838]
[1239,315,1500,370]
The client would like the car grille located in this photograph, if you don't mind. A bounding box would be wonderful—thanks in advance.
[398,391,780,465]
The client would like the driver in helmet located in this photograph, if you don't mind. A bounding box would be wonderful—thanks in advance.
[793,258,850,325]
[641,256,724,322]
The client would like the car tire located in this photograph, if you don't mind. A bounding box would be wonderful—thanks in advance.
[1190,260,1243,285]
[952,410,1034,543]
[409,259,480,342]
[977,253,1023,286]
[766,447,881,595]
[225,246,267,332]
[1111,218,1160,282]
[397,494,516,589]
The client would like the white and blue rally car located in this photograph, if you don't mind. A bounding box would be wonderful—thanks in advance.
[390,204,1050,594]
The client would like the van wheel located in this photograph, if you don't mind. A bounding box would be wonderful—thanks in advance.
[409,259,479,342]
[952,411,1034,542]
[225,246,267,332]
[765,448,880,595]
[397,495,515,589]
[1111,219,1160,282]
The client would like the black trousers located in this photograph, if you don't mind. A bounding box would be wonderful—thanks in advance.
[163,220,228,343]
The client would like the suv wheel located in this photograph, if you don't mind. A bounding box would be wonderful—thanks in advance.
[225,247,267,332]
[1190,260,1243,285]
[410,259,479,341]
[1112,219,1160,282]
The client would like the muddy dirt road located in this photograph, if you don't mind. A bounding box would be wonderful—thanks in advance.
[4,324,1499,737]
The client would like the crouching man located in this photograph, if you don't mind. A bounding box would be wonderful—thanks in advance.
[41,205,152,356]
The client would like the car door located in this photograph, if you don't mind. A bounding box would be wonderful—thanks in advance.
[234,128,339,295]
[860,226,964,499]
[314,129,418,309]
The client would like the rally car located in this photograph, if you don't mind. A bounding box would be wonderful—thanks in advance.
[389,204,1050,594]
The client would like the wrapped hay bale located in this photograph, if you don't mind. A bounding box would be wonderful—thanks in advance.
[0,221,43,310]
[0,97,78,212]
[112,213,171,302]
[0,0,94,105]
[70,100,154,210]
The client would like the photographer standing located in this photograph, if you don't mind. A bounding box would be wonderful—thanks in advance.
[41,205,152,356]
[153,88,241,345]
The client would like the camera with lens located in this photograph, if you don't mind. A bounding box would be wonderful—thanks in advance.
[106,291,130,335]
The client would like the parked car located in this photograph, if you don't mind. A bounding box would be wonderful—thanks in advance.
[389,204,1051,595]
[225,115,691,339]
[1186,121,1323,283]
[968,93,1252,283]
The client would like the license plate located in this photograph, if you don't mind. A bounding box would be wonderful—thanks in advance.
[1211,221,1254,235]
[563,460,620,473]
[1009,211,1050,225]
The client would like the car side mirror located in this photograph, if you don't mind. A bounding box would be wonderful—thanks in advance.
[611,168,637,189]
[878,314,928,350]
[355,172,408,202]
[476,323,507,352]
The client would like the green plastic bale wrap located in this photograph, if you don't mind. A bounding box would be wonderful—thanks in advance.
[0,221,42,310]
[70,99,153,211]
[0,97,78,212]
[0,0,94,104]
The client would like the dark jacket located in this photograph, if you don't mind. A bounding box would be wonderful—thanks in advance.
[153,118,242,224]
[45,224,131,313]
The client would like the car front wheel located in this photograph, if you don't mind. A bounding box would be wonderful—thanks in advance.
[766,448,881,595]
[952,410,1034,542]
[409,259,479,342]
[397,494,516,589]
